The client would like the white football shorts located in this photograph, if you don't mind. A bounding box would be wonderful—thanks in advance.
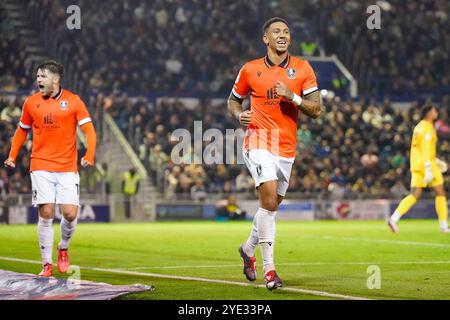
[30,171,80,206]
[243,148,295,197]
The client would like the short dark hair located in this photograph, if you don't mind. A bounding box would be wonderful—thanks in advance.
[420,104,435,119]
[36,60,64,79]
[262,17,289,35]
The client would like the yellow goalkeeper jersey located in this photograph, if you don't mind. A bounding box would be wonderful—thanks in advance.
[410,120,437,172]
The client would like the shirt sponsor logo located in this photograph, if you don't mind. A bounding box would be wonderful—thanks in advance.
[43,113,60,130]
[264,86,280,106]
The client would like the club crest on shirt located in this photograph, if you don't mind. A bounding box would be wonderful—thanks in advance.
[286,68,296,79]
[60,101,68,110]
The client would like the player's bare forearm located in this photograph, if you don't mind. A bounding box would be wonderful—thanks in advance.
[227,93,253,127]
[299,91,323,119]
[81,122,97,166]
[7,126,29,161]
[227,93,243,119]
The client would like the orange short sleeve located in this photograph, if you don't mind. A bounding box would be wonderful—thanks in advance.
[300,61,318,96]
[232,64,250,99]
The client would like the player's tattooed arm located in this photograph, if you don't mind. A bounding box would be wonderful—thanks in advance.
[299,90,323,119]
[227,93,253,127]
[275,81,323,119]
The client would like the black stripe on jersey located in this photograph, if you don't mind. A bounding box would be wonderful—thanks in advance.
[303,88,319,97]
[230,92,244,103]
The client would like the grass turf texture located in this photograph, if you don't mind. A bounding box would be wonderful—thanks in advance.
[0,220,449,300]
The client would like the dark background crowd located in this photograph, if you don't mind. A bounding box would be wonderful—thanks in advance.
[295,0,450,98]
[1,0,450,200]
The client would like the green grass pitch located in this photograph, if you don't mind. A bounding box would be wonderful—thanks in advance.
[0,220,449,300]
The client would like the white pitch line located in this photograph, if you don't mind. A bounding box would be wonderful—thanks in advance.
[322,236,450,248]
[297,235,450,248]
[0,256,370,301]
[119,260,450,270]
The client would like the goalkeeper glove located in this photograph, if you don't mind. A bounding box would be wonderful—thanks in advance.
[437,158,448,173]
[424,161,434,184]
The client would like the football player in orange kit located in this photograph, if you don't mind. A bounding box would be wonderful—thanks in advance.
[4,60,97,277]
[228,17,323,290]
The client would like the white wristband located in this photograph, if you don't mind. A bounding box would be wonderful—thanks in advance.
[235,112,242,122]
[292,93,303,106]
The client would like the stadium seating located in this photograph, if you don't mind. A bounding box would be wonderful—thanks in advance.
[1,0,450,200]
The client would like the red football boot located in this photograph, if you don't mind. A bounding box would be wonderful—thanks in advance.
[264,270,282,291]
[238,244,257,281]
[38,263,53,277]
[57,247,69,273]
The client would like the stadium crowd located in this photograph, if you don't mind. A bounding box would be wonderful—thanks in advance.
[297,0,450,97]
[0,7,30,92]
[25,0,279,97]
[16,0,449,99]
[95,92,450,199]
[2,89,450,199]
[1,0,450,200]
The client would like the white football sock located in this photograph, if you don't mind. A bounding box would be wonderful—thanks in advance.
[38,217,54,265]
[439,220,448,230]
[390,211,401,223]
[59,217,78,249]
[243,213,259,257]
[256,207,276,274]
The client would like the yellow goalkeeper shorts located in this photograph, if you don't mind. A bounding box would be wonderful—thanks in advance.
[411,169,444,188]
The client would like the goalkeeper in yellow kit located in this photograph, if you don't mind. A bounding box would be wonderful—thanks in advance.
[388,104,449,233]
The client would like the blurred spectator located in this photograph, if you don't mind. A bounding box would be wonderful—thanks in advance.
[191,178,207,202]
[235,167,254,192]
[300,36,320,56]
[149,144,169,186]
[0,100,21,126]
[352,178,368,194]
[390,179,408,198]
[165,165,183,199]
[297,123,313,150]
[122,168,141,219]
[361,149,379,173]
[216,195,247,220]
[303,168,320,193]
[390,150,406,169]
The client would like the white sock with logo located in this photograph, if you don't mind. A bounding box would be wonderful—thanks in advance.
[243,213,259,257]
[256,207,276,275]
[390,210,401,223]
[38,217,54,265]
[59,217,78,249]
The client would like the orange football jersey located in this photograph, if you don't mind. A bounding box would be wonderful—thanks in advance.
[19,88,92,172]
[232,55,318,157]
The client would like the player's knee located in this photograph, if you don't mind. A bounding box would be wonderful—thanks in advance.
[39,204,54,219]
[62,211,78,222]
[61,206,78,221]
[411,189,422,200]
[261,198,278,212]
[435,187,446,197]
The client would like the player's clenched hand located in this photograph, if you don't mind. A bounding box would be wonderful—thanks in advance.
[81,157,92,168]
[4,157,15,169]
[275,81,294,100]
[238,110,253,127]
